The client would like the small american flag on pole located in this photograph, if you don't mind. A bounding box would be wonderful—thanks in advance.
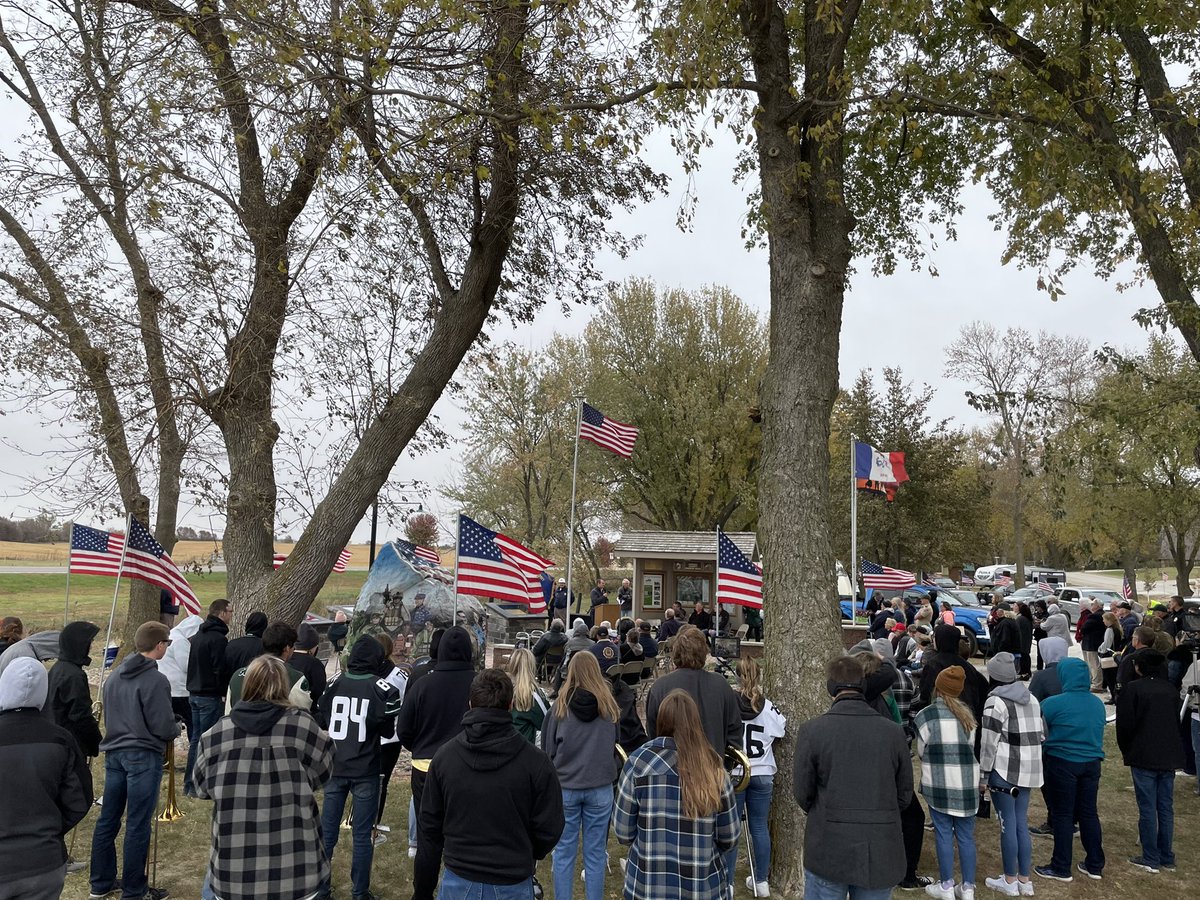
[1122,572,1134,600]
[860,559,916,590]
[455,515,553,613]
[579,401,638,458]
[397,539,440,565]
[70,520,201,615]
[273,547,352,573]
[716,529,762,609]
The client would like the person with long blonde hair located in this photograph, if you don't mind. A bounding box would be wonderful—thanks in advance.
[506,647,549,743]
[195,654,334,900]
[914,666,980,900]
[542,651,620,900]
[614,689,740,899]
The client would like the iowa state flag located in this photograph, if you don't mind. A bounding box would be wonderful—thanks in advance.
[853,441,909,485]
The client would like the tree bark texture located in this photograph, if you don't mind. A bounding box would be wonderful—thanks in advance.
[739,0,863,894]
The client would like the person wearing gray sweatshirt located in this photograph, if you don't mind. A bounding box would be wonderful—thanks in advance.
[542,652,619,900]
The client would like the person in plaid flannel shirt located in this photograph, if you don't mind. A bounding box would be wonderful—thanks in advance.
[195,655,333,900]
[614,689,740,899]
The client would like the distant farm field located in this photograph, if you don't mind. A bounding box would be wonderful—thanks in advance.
[0,539,383,568]
[0,570,370,634]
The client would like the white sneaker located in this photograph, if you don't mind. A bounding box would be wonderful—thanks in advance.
[407,846,417,859]
[955,886,975,900]
[926,884,955,900]
[372,830,387,847]
[746,875,771,897]
[1017,881,1034,896]
[375,824,391,833]
[985,877,1019,897]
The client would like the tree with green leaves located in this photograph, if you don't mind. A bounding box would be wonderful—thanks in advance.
[580,278,766,532]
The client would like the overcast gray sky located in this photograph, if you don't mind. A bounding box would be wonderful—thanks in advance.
[0,129,1158,543]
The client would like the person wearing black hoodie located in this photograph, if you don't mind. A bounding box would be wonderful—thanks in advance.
[195,655,334,900]
[185,599,233,798]
[1116,650,1185,873]
[915,624,989,735]
[421,669,564,897]
[397,625,476,900]
[224,611,268,673]
[316,636,402,900]
[90,621,179,900]
[0,657,93,900]
[45,620,103,760]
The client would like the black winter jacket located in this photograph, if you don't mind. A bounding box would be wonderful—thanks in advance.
[0,709,93,880]
[224,612,268,673]
[990,616,1021,656]
[45,621,102,757]
[1116,670,1186,771]
[1079,613,1106,653]
[397,626,475,760]
[422,707,564,885]
[188,615,232,697]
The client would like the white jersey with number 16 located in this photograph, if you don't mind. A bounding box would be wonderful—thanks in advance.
[741,700,787,777]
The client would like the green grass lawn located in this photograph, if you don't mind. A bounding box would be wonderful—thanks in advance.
[54,726,1199,900]
[0,572,368,634]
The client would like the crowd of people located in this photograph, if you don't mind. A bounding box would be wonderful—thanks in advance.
[0,589,1196,900]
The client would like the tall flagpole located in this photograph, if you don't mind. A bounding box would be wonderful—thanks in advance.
[63,522,75,627]
[98,513,133,694]
[565,399,583,617]
[850,436,859,622]
[452,513,462,620]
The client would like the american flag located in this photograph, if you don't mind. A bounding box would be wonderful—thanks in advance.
[1035,573,1056,593]
[579,401,638,458]
[397,539,440,565]
[455,515,553,613]
[860,559,916,590]
[994,574,1013,587]
[960,574,976,586]
[69,519,200,615]
[1122,572,1134,600]
[273,547,352,573]
[716,529,762,609]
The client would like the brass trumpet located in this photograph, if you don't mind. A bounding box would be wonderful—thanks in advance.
[724,745,752,793]
[158,741,183,823]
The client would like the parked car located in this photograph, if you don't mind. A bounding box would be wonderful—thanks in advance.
[1052,587,1124,625]
[924,574,958,590]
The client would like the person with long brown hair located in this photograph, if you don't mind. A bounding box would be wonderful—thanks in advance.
[614,689,740,899]
[542,651,620,900]
[196,654,334,900]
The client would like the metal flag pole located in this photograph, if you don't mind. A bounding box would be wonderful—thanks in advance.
[64,522,75,627]
[98,513,133,695]
[452,513,462,620]
[850,436,859,623]
[564,399,583,616]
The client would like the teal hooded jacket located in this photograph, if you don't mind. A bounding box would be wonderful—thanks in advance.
[1040,657,1106,762]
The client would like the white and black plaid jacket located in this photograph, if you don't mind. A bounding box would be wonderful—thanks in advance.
[195,705,334,900]
[979,692,1045,789]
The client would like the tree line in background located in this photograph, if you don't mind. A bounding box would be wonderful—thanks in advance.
[450,282,1200,597]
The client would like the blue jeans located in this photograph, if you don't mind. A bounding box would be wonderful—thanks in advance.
[1043,754,1104,875]
[89,748,164,900]
[438,867,533,899]
[321,775,380,897]
[185,695,224,794]
[803,869,894,900]
[988,774,1032,877]
[552,785,613,900]
[929,808,976,886]
[1130,768,1175,867]
[734,774,774,881]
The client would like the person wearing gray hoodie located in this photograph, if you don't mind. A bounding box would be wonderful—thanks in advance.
[90,621,180,900]
[0,656,93,899]
[979,652,1045,895]
[1029,637,1068,702]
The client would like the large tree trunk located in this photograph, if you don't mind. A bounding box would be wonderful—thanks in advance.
[1013,486,1026,588]
[739,0,862,894]
[1120,544,1139,605]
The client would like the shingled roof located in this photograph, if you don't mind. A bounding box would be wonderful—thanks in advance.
[613,531,757,560]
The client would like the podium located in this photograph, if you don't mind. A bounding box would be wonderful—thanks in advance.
[592,603,622,626]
